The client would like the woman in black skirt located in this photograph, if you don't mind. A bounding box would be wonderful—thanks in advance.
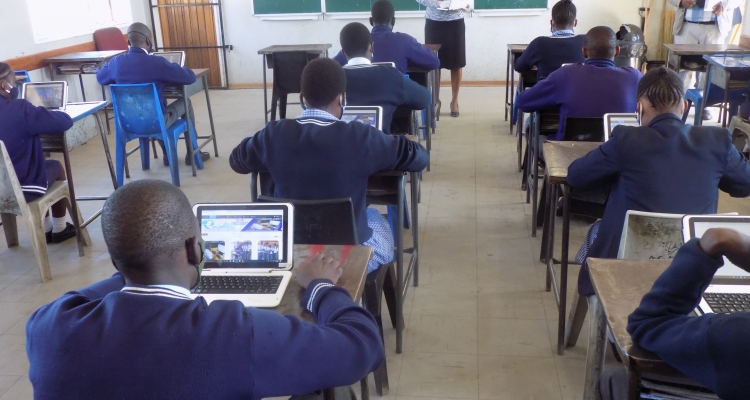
[416,0,468,117]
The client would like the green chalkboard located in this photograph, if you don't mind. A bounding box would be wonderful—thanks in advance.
[325,0,425,13]
[253,0,322,14]
[474,0,547,9]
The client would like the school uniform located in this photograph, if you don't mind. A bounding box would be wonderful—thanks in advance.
[26,273,384,399]
[333,25,440,74]
[568,113,750,296]
[0,95,73,201]
[229,108,429,272]
[515,58,642,141]
[514,31,586,79]
[344,58,431,135]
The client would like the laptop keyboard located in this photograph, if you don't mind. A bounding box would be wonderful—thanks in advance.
[704,293,750,313]
[191,276,283,295]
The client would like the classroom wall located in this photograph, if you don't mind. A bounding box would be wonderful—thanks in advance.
[743,0,750,36]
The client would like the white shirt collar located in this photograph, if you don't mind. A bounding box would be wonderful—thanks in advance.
[346,57,371,66]
[150,284,192,297]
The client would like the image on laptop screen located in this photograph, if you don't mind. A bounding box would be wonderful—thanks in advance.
[604,113,639,141]
[341,111,378,128]
[690,218,750,279]
[24,83,65,110]
[200,208,285,267]
[153,51,184,66]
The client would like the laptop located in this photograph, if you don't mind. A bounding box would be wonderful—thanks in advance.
[191,203,295,308]
[603,113,639,141]
[682,215,750,315]
[341,106,383,131]
[21,81,68,111]
[153,51,186,67]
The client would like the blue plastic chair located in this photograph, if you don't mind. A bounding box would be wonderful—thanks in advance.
[109,83,203,187]
[14,70,30,83]
[684,86,744,126]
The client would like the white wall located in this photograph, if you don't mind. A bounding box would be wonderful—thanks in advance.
[744,0,750,36]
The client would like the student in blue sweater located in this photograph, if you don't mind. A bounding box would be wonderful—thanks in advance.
[26,179,384,399]
[0,62,77,243]
[332,0,440,74]
[599,228,750,400]
[516,26,642,141]
[229,57,429,274]
[340,22,431,135]
[514,0,585,79]
[96,22,209,166]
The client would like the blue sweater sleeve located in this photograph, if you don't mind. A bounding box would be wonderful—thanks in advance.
[332,51,347,66]
[155,58,197,85]
[515,69,562,112]
[567,130,621,189]
[406,37,440,70]
[718,131,750,197]
[366,127,429,173]
[400,74,431,111]
[514,39,538,73]
[24,102,74,134]
[251,279,384,398]
[229,132,268,174]
[96,62,115,85]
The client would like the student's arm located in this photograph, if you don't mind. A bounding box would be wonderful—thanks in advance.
[24,103,74,134]
[228,132,269,174]
[515,69,562,112]
[156,59,197,85]
[718,133,750,197]
[406,37,441,71]
[367,127,429,173]
[332,50,347,66]
[514,39,537,73]
[251,279,384,398]
[96,62,115,85]
[567,130,621,190]
[400,74,432,111]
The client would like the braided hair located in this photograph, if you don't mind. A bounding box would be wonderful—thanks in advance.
[551,0,576,28]
[637,67,684,111]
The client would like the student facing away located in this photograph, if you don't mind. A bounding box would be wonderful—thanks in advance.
[26,179,384,399]
[516,26,642,141]
[514,0,585,79]
[332,0,440,74]
[229,58,429,274]
[339,22,431,135]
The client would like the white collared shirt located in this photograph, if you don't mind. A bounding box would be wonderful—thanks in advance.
[346,57,371,66]
[151,284,192,297]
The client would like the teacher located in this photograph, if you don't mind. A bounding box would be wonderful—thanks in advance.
[417,0,467,117]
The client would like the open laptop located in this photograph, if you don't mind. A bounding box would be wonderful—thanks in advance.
[341,106,383,131]
[153,51,186,67]
[21,81,67,111]
[191,203,295,308]
[603,113,639,141]
[683,215,750,315]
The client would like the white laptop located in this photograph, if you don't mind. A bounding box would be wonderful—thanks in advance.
[21,81,68,111]
[153,51,186,67]
[191,203,295,308]
[603,113,639,141]
[682,215,750,315]
[341,106,383,131]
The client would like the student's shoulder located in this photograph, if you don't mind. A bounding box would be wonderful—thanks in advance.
[392,31,419,43]
[618,65,644,78]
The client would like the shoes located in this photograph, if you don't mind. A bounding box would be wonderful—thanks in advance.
[702,109,713,121]
[185,151,211,166]
[45,223,77,244]
[450,101,459,118]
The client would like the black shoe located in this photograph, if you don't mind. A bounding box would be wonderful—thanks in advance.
[163,154,170,167]
[48,223,77,244]
[702,109,713,121]
[185,151,210,166]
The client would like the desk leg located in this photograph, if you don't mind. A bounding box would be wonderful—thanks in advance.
[583,296,607,400]
[505,49,511,122]
[540,174,552,263]
[411,171,419,287]
[182,86,197,178]
[396,176,405,354]
[545,182,556,292]
[557,184,570,356]
[509,60,516,133]
[95,113,118,191]
[78,74,87,102]
[101,85,111,135]
[61,137,84,257]
[263,55,269,124]
[203,75,219,157]
[698,65,711,125]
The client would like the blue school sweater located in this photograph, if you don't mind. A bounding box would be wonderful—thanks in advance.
[516,59,642,141]
[96,47,196,113]
[333,25,440,74]
[0,96,73,197]
[514,34,586,79]
[344,63,431,134]
[26,273,385,399]
[628,239,750,400]
[229,111,429,242]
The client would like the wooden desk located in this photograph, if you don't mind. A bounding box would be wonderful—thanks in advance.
[44,51,125,102]
[700,55,750,127]
[257,44,332,123]
[505,44,528,126]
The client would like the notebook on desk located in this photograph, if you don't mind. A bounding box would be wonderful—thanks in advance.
[153,51,186,67]
[21,81,68,111]
[341,106,383,131]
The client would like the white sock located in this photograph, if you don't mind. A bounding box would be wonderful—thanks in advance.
[44,215,52,233]
[52,217,67,234]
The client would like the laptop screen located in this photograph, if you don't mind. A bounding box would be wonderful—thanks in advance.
[23,82,66,110]
[687,217,750,279]
[153,51,185,67]
[604,114,639,141]
[341,106,383,131]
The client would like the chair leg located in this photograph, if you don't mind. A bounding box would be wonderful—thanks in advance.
[278,94,288,120]
[1,213,19,247]
[564,291,588,348]
[165,136,181,187]
[64,198,91,249]
[151,139,158,159]
[139,137,151,170]
[382,263,399,330]
[360,377,370,400]
[23,211,52,282]
[270,92,279,121]
[115,135,127,187]
[188,121,204,170]
[682,100,692,123]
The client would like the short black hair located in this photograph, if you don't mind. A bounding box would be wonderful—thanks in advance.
[551,0,576,28]
[300,58,347,109]
[340,22,372,59]
[101,180,197,272]
[637,67,684,111]
[372,0,395,25]
[0,62,10,79]
[585,26,617,59]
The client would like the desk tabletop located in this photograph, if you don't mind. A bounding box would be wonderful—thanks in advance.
[663,43,748,55]
[44,50,125,63]
[508,44,528,53]
[270,244,372,322]
[64,101,108,122]
[258,44,332,54]
[543,141,600,184]
[192,68,210,78]
[703,54,750,70]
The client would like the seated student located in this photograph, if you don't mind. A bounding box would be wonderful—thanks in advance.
[332,0,440,74]
[96,22,210,166]
[600,228,750,400]
[514,0,585,79]
[0,62,77,243]
[229,58,429,274]
[516,26,642,141]
[568,67,750,310]
[340,22,431,135]
[26,179,384,399]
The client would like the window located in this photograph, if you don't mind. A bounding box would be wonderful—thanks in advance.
[26,0,133,44]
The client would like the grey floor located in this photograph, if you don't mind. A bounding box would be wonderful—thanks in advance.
[0,87,748,400]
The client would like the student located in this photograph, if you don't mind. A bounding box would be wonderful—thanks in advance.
[229,58,429,274]
[600,228,750,400]
[332,0,440,74]
[339,22,431,135]
[96,22,210,166]
[568,67,750,308]
[516,26,642,141]
[0,62,77,243]
[26,179,384,399]
[514,0,585,79]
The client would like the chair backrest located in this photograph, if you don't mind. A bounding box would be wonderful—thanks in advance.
[109,84,168,140]
[563,117,605,142]
[0,141,28,215]
[14,70,30,83]
[94,27,128,51]
[271,51,314,94]
[537,108,561,136]
[256,195,358,245]
[617,210,685,260]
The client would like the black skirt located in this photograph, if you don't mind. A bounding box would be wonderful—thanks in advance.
[425,18,466,70]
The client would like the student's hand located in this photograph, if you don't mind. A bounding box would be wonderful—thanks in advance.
[712,2,724,15]
[296,252,343,288]
[680,0,696,8]
[699,228,750,271]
